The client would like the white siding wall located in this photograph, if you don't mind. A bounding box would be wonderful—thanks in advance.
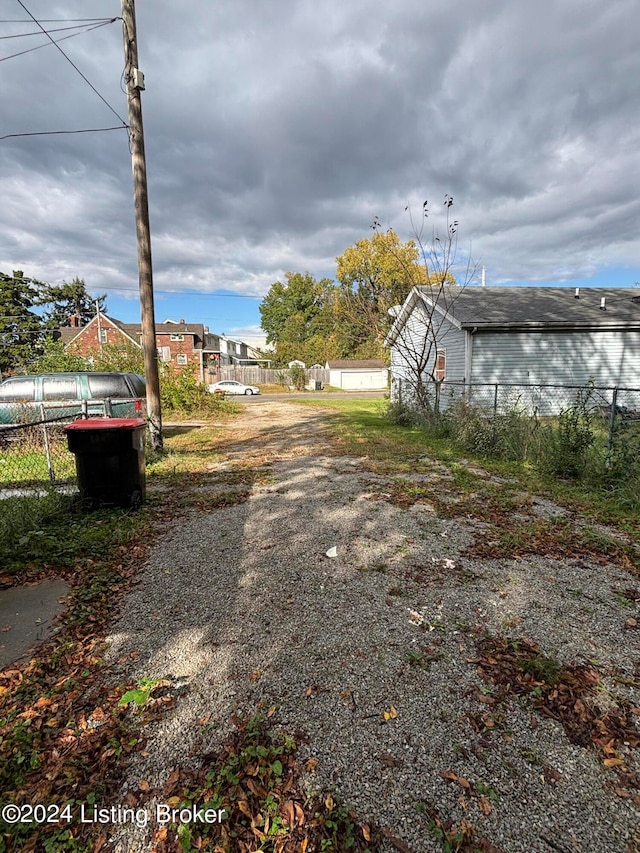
[389,306,467,402]
[471,329,640,387]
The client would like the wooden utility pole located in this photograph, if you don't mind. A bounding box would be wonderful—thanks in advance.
[121,0,162,449]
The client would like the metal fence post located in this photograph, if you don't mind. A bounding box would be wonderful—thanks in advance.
[40,404,55,485]
[606,387,618,457]
[493,383,499,416]
[81,399,88,419]
[435,380,441,416]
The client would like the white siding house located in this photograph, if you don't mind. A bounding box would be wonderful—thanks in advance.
[386,286,640,411]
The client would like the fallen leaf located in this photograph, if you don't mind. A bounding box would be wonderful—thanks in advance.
[440,770,459,783]
[138,780,150,791]
[305,757,319,772]
[478,796,492,815]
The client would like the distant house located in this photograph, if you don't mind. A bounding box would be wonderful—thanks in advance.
[326,359,388,390]
[57,314,241,383]
[385,286,640,410]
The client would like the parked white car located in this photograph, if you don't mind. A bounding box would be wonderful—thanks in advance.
[208,380,260,396]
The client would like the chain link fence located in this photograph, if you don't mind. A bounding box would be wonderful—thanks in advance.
[393,378,640,457]
[0,402,129,500]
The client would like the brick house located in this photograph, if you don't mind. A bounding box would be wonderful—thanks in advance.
[57,314,218,382]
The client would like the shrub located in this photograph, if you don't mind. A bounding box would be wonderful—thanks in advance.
[541,390,596,479]
[160,368,233,415]
[288,364,306,391]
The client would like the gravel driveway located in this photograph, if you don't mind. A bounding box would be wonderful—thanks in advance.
[106,401,640,852]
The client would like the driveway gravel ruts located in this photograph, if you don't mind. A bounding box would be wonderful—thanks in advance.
[106,400,640,852]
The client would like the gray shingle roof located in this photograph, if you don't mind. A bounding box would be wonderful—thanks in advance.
[419,286,640,329]
[327,359,387,369]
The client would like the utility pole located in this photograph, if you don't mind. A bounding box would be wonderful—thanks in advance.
[121,0,162,450]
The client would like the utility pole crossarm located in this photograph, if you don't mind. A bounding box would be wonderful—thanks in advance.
[122,0,162,450]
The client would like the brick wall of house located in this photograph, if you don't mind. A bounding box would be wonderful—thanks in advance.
[64,317,130,357]
[61,317,206,381]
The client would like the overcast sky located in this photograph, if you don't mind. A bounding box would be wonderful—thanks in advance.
[1,0,639,340]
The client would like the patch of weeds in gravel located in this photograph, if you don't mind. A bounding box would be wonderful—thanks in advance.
[148,708,381,852]
[474,635,640,804]
[419,797,505,853]
[403,645,443,670]
[467,516,640,574]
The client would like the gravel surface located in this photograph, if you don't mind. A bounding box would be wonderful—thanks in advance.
[106,401,640,852]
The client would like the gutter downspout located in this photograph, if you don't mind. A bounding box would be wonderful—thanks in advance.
[464,328,475,385]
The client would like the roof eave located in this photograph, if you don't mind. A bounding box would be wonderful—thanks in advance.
[461,321,640,332]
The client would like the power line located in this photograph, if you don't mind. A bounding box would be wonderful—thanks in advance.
[0,126,128,141]
[0,18,114,23]
[0,22,111,39]
[0,19,116,63]
[13,2,127,127]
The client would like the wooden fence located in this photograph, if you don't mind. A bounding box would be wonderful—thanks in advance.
[216,366,330,386]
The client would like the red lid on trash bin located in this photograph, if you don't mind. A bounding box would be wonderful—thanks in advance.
[64,418,147,431]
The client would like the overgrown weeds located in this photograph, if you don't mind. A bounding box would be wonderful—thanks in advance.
[386,390,640,515]
[0,492,145,580]
[150,709,380,852]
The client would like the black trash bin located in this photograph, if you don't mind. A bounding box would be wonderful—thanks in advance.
[65,417,146,509]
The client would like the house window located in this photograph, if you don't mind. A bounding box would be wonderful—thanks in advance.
[435,350,446,382]
[176,353,188,365]
[157,346,171,362]
[99,329,108,343]
[170,333,185,342]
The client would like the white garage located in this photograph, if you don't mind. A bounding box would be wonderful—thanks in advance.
[326,359,389,390]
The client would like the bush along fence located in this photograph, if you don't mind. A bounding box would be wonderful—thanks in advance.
[390,378,640,502]
[0,402,121,500]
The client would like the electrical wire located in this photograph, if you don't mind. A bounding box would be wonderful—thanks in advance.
[0,22,111,39]
[0,20,116,63]
[0,18,115,23]
[13,2,127,127]
[0,126,128,141]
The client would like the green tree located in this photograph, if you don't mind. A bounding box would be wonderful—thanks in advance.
[39,277,106,328]
[32,338,87,373]
[334,229,437,359]
[259,272,336,365]
[0,270,44,375]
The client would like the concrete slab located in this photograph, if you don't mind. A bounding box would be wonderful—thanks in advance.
[0,579,70,670]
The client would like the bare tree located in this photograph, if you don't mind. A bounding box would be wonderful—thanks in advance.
[384,196,477,413]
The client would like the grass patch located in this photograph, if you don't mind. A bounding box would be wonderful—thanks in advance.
[298,396,640,538]
[0,492,147,580]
